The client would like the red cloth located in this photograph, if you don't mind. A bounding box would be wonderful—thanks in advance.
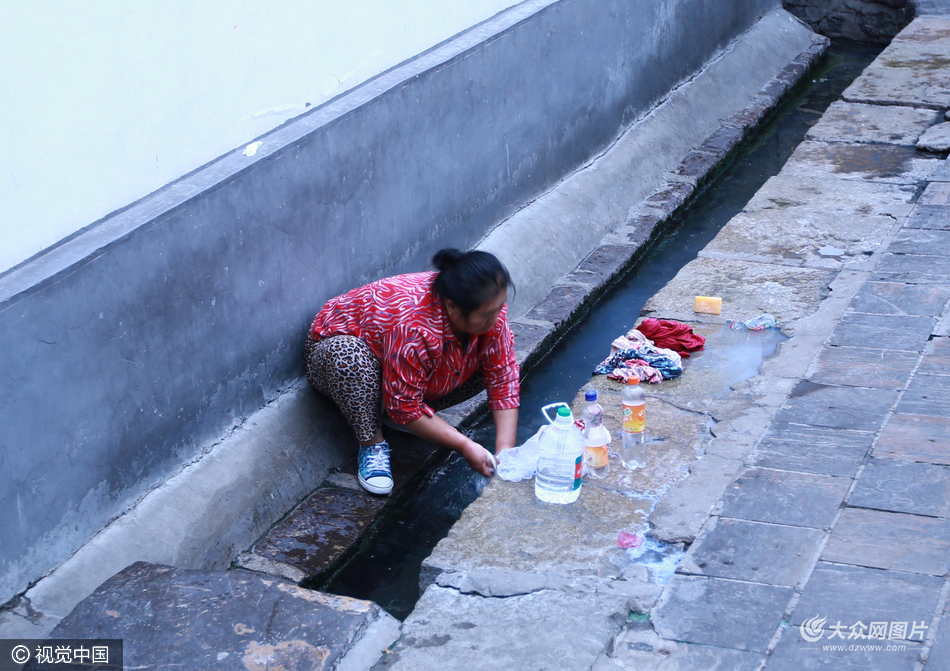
[310,271,520,424]
[635,318,705,357]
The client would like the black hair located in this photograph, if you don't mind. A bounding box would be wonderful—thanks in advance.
[432,248,514,316]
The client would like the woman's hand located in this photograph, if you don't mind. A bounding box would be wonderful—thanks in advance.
[459,441,497,477]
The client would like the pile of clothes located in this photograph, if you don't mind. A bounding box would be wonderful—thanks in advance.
[593,318,705,384]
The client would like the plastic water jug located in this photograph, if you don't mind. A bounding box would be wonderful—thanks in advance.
[535,403,585,504]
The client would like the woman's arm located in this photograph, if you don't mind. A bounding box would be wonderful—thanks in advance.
[404,413,497,476]
[492,407,518,455]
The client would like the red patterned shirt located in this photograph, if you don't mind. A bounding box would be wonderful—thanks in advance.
[310,271,520,424]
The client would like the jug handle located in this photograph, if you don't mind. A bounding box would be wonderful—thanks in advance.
[541,402,571,425]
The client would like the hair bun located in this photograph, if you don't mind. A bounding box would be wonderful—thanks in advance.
[432,248,465,272]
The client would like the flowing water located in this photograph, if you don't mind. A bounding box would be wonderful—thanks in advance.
[324,41,883,621]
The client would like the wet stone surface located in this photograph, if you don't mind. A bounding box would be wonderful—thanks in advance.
[652,574,793,652]
[716,467,849,529]
[376,586,628,671]
[774,381,898,432]
[50,562,389,671]
[421,475,651,582]
[807,345,917,389]
[751,423,874,478]
[704,208,894,265]
[248,488,386,579]
[781,141,937,185]
[848,280,950,316]
[927,601,950,671]
[827,312,936,352]
[919,180,950,204]
[789,562,944,630]
[849,458,950,518]
[805,101,939,146]
[842,39,950,109]
[640,257,836,328]
[522,283,590,327]
[678,517,823,586]
[874,413,950,465]
[743,173,916,218]
[822,508,950,575]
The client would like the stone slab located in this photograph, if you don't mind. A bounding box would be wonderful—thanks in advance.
[848,281,950,316]
[806,101,939,146]
[926,601,950,671]
[378,585,628,671]
[652,574,793,652]
[789,562,943,632]
[247,487,387,580]
[570,379,713,496]
[640,257,836,327]
[421,476,651,582]
[897,372,950,415]
[768,626,923,671]
[791,561,943,642]
[807,345,917,389]
[874,413,950,465]
[936,313,950,336]
[678,517,823,586]
[926,156,950,181]
[918,122,950,152]
[905,204,950,230]
[752,423,874,478]
[743,173,917,218]
[849,458,950,518]
[781,141,938,185]
[920,335,950,373]
[602,630,764,671]
[716,467,849,529]
[827,313,937,352]
[893,16,950,46]
[842,39,950,109]
[822,508,950,575]
[522,283,591,327]
[649,454,745,545]
[48,562,398,671]
[704,208,894,267]
[920,180,950,204]
[774,382,899,432]
[872,253,950,284]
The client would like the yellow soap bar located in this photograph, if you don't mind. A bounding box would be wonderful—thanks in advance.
[694,296,722,314]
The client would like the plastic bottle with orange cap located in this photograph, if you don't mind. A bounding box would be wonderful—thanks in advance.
[620,375,646,469]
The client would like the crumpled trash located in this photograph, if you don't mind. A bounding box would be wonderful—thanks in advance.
[496,427,544,482]
[618,530,643,549]
[728,313,777,331]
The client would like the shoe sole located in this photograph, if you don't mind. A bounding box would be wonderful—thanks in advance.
[358,474,393,496]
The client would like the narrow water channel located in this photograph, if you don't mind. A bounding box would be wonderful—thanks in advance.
[324,40,883,620]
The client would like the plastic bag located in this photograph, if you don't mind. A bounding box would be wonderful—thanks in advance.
[728,313,777,331]
[496,426,545,482]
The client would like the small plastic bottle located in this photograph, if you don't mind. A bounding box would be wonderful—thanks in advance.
[582,391,609,479]
[620,376,646,469]
[535,405,585,504]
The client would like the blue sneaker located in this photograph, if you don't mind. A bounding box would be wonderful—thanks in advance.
[358,442,393,495]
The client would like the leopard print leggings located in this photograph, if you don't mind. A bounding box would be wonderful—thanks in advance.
[304,335,485,443]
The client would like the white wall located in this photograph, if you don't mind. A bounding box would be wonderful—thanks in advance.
[0,0,522,275]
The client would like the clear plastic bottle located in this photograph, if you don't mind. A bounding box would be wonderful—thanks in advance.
[535,405,585,504]
[582,390,609,479]
[620,376,646,469]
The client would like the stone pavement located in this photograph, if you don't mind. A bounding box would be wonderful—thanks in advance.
[378,15,950,671]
